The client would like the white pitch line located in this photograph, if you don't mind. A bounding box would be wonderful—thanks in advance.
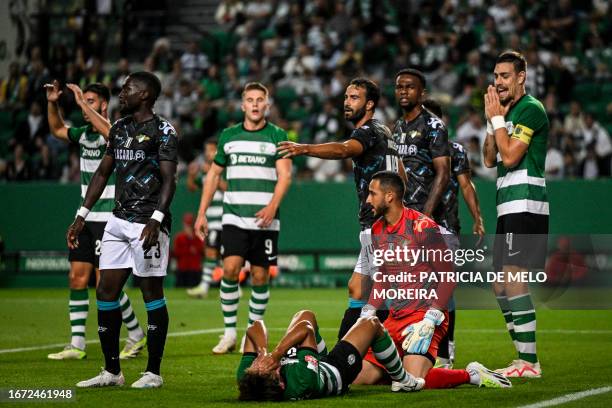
[516,386,612,408]
[1,327,611,355]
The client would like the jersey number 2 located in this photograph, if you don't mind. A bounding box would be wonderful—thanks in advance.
[144,242,161,259]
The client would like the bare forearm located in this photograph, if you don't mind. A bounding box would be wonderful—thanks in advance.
[271,321,312,361]
[483,133,498,168]
[197,169,221,216]
[246,321,268,351]
[47,101,68,138]
[423,171,449,216]
[461,181,482,223]
[83,168,112,209]
[305,142,354,159]
[269,169,292,209]
[158,162,177,213]
[80,103,111,138]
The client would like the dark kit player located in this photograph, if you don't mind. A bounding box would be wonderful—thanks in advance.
[67,71,178,388]
[277,78,405,339]
[393,69,450,220]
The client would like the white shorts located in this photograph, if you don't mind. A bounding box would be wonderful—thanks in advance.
[99,215,169,277]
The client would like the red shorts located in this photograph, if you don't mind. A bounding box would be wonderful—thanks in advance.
[364,310,448,370]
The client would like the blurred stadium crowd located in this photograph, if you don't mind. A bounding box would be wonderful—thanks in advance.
[1,0,610,182]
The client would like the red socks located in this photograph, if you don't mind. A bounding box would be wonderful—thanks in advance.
[424,368,470,389]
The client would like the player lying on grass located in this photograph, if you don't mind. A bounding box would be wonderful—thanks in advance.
[237,310,424,401]
[353,171,511,390]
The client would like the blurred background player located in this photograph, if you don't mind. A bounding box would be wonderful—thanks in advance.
[186,138,225,298]
[422,99,485,368]
[44,80,145,361]
[483,51,549,378]
[70,71,178,388]
[195,82,292,354]
[277,77,404,340]
[354,172,510,390]
[172,212,203,287]
[237,310,424,401]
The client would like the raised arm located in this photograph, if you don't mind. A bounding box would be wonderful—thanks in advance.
[484,86,528,168]
[255,158,292,228]
[270,320,316,363]
[67,83,111,139]
[45,80,69,140]
[277,139,364,159]
[423,156,450,217]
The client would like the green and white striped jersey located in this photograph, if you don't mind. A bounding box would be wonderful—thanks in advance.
[214,122,288,231]
[68,125,115,222]
[496,94,549,217]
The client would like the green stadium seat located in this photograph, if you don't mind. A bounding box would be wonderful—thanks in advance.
[572,83,600,105]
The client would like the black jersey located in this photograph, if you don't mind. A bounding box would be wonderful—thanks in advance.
[105,114,178,231]
[439,142,471,235]
[350,118,400,229]
[393,108,449,218]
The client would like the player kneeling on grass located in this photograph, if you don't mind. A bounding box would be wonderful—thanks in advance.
[353,171,511,390]
[237,310,424,401]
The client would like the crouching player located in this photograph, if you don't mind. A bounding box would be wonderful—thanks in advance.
[354,171,511,389]
[237,310,424,401]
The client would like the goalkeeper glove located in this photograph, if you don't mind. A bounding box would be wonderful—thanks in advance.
[360,304,377,318]
[401,309,445,355]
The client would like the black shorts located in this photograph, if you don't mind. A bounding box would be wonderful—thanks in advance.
[321,340,362,394]
[68,221,106,267]
[494,212,548,270]
[221,225,278,267]
[206,228,222,250]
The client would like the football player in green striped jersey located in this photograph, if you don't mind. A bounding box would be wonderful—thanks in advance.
[483,51,549,378]
[195,82,292,354]
[45,81,145,361]
[237,310,424,401]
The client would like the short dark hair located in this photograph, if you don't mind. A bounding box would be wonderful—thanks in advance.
[242,82,269,97]
[496,50,527,74]
[396,68,426,89]
[83,83,110,103]
[349,77,380,109]
[129,71,162,103]
[422,99,443,118]
[371,170,405,199]
[238,370,284,401]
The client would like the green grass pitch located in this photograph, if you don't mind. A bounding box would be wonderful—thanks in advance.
[1,288,611,407]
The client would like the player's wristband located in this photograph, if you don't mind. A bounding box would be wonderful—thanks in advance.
[76,206,89,219]
[491,115,506,131]
[151,210,165,223]
[486,120,494,134]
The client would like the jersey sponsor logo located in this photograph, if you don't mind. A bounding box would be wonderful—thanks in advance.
[397,144,418,156]
[115,149,146,162]
[136,134,151,143]
[229,153,266,165]
[82,148,102,158]
[409,130,420,139]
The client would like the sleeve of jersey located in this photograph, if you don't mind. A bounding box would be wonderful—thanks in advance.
[157,121,179,162]
[236,353,257,382]
[349,127,373,150]
[213,133,227,167]
[455,145,470,176]
[67,127,80,143]
[429,125,450,158]
[510,104,546,146]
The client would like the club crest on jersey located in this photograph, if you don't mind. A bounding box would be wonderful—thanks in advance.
[136,134,150,143]
[427,117,444,129]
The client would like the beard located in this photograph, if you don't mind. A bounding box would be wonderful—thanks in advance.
[372,203,388,219]
[345,105,367,124]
